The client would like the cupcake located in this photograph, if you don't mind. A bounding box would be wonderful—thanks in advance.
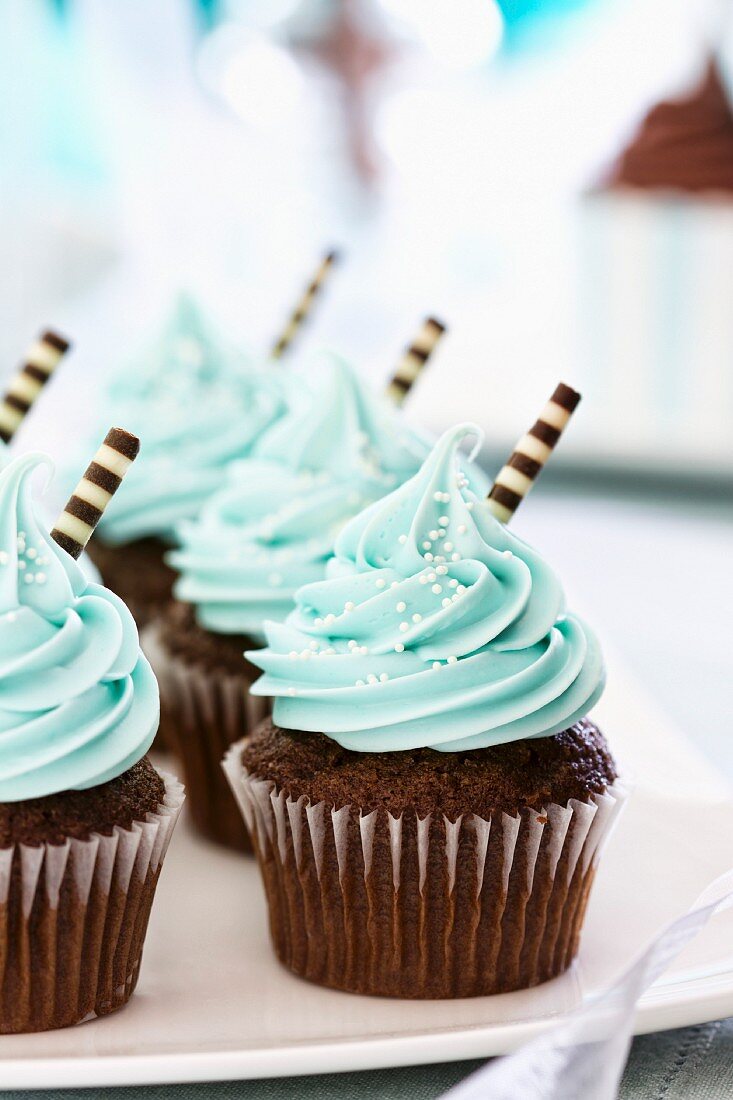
[148,353,471,850]
[225,424,624,998]
[0,453,183,1032]
[76,295,285,627]
[579,56,733,461]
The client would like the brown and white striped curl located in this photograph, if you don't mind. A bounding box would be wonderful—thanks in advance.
[487,383,581,523]
[0,330,71,444]
[271,251,339,360]
[386,317,446,406]
[51,428,140,559]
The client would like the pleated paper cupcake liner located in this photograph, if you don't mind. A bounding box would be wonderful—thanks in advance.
[0,772,184,1034]
[224,741,627,999]
[145,625,270,853]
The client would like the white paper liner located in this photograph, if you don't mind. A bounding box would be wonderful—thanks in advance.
[144,623,267,851]
[0,771,184,1034]
[223,739,627,998]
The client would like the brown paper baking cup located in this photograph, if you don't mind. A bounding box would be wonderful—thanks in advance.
[145,626,270,852]
[0,772,184,1034]
[224,743,626,998]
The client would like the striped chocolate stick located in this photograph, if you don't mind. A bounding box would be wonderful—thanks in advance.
[487,382,581,523]
[0,330,71,444]
[271,250,339,360]
[386,317,446,406]
[51,428,140,559]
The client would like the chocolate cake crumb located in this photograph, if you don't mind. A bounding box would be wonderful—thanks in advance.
[242,719,617,819]
[0,757,166,847]
[158,600,260,677]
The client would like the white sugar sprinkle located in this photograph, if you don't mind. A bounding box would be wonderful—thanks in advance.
[424,552,434,562]
[436,565,448,575]
[376,578,386,589]
[431,584,442,594]
[394,642,405,652]
[24,574,34,584]
[379,672,389,683]
[356,679,365,687]
[398,534,407,545]
[429,529,439,540]
[442,597,451,608]
[35,572,46,585]
[503,550,513,558]
[432,661,441,670]
[432,492,442,502]
[17,560,25,570]
[443,541,454,552]
[367,674,378,685]
[422,541,432,550]
[412,613,422,623]
[439,516,449,526]
[452,553,461,561]
[447,655,458,664]
[399,621,409,632]
[26,547,37,560]
[391,581,399,588]
[344,601,355,612]
[449,579,458,588]
[419,575,428,584]
[396,601,406,613]
[458,524,467,534]
[437,529,446,538]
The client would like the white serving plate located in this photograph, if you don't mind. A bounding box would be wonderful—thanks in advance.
[2,655,732,1090]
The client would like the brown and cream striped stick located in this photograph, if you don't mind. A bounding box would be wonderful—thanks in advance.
[271,250,339,360]
[0,330,71,444]
[487,382,581,523]
[386,317,446,406]
[51,428,140,559]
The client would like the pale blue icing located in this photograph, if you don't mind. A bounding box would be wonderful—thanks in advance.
[249,424,605,752]
[78,295,285,545]
[170,354,467,641]
[0,455,159,801]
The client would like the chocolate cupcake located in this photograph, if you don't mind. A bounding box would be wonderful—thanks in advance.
[148,354,467,851]
[0,453,183,1033]
[579,56,733,456]
[72,295,285,627]
[226,424,625,998]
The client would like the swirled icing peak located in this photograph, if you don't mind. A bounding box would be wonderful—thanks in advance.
[607,59,733,194]
[169,353,445,640]
[0,454,159,801]
[249,424,604,752]
[77,295,285,545]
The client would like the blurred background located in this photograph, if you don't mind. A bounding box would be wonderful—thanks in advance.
[1,0,732,769]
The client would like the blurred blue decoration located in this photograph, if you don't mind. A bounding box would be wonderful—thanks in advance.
[495,0,601,49]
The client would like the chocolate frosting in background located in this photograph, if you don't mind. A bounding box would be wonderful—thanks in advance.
[606,58,733,194]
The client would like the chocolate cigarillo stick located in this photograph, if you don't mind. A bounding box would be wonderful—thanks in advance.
[487,383,581,523]
[51,428,140,559]
[271,251,339,360]
[0,330,71,444]
[386,317,446,406]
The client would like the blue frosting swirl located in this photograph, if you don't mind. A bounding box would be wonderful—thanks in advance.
[169,354,452,640]
[249,424,605,752]
[0,455,159,801]
[77,295,285,545]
